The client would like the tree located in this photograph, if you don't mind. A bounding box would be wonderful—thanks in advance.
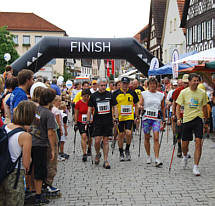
[0,26,19,74]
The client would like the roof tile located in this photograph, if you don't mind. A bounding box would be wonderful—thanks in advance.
[0,12,66,33]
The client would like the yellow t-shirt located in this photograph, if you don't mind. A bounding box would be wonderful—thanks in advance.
[135,88,142,102]
[176,87,208,123]
[198,83,206,91]
[113,89,139,121]
[73,91,82,104]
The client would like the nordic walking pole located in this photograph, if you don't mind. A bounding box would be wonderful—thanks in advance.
[169,134,177,173]
[73,129,77,154]
[112,124,119,155]
[87,125,93,164]
[138,115,142,158]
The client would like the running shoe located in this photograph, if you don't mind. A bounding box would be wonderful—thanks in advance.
[182,156,188,169]
[193,165,200,176]
[187,152,191,159]
[125,150,131,161]
[57,155,66,161]
[119,153,125,162]
[146,156,152,164]
[35,197,50,205]
[46,185,60,193]
[155,159,163,167]
[82,154,88,162]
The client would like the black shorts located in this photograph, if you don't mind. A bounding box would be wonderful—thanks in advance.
[77,122,93,137]
[182,117,203,141]
[118,120,134,133]
[176,124,183,140]
[93,123,113,137]
[31,146,47,180]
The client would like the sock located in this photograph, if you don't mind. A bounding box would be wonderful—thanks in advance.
[35,194,41,199]
[125,144,130,151]
[119,148,123,154]
[155,158,160,162]
[178,142,181,148]
[194,164,198,168]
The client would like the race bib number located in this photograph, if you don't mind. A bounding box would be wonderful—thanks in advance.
[82,114,87,123]
[189,98,199,108]
[144,108,158,119]
[121,105,132,116]
[97,101,110,114]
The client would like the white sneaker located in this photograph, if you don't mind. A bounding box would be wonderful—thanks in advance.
[182,156,188,169]
[58,156,65,161]
[146,156,152,164]
[155,159,163,167]
[193,165,200,176]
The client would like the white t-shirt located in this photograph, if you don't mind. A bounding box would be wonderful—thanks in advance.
[141,91,164,120]
[166,89,175,112]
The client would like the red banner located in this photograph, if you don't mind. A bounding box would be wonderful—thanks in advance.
[107,59,110,77]
[111,59,114,75]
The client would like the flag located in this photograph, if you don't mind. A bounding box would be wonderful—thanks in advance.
[107,59,110,77]
[111,59,114,75]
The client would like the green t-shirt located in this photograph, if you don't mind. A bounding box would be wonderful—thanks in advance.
[176,87,208,123]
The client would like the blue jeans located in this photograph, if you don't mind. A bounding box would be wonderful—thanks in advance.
[212,106,215,131]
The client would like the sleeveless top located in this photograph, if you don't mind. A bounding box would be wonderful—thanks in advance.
[5,126,25,169]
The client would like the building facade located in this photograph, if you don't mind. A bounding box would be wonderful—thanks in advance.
[0,12,66,76]
[181,0,215,52]
[147,0,167,61]
[162,0,186,64]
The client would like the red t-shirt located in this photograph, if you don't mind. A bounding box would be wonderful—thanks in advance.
[0,117,4,127]
[75,100,88,123]
[172,86,185,101]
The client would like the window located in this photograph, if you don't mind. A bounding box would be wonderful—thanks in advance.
[197,24,202,42]
[188,27,192,45]
[35,36,42,44]
[201,22,205,40]
[193,25,197,43]
[206,20,212,40]
[23,35,30,45]
[13,35,18,45]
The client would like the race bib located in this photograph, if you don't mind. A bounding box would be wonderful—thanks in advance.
[121,105,132,116]
[189,98,199,108]
[144,108,158,119]
[97,101,110,114]
[82,114,87,123]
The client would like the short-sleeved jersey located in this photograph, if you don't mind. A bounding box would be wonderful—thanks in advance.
[75,100,88,123]
[88,91,113,124]
[176,87,208,123]
[135,86,144,101]
[112,88,139,121]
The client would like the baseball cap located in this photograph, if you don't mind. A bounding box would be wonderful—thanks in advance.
[182,74,189,83]
[92,80,97,84]
[172,80,178,86]
[121,77,130,84]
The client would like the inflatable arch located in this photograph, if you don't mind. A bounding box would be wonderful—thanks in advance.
[11,36,163,76]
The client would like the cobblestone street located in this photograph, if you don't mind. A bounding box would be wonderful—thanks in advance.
[49,125,215,206]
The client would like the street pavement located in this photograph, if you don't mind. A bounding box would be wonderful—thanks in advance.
[49,125,215,206]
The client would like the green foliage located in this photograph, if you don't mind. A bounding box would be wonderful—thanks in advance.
[63,67,74,81]
[0,26,19,74]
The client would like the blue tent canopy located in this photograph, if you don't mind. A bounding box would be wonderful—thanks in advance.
[148,51,197,76]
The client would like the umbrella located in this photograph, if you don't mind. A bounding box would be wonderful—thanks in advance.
[205,61,215,69]
[179,64,215,73]
[175,48,215,64]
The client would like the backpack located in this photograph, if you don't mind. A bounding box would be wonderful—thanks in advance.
[0,125,25,189]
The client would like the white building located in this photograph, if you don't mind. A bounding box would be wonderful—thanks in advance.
[161,0,186,64]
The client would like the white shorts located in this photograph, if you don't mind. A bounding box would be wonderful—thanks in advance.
[60,127,67,142]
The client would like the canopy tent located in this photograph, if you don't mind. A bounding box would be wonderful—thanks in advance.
[179,64,215,73]
[175,48,215,64]
[148,51,197,76]
[205,61,215,69]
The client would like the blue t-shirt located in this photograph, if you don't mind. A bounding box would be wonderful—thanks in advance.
[6,87,28,119]
[51,84,61,95]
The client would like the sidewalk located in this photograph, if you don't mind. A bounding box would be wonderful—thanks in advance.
[49,126,215,206]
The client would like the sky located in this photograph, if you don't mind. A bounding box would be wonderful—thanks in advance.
[1,0,151,38]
